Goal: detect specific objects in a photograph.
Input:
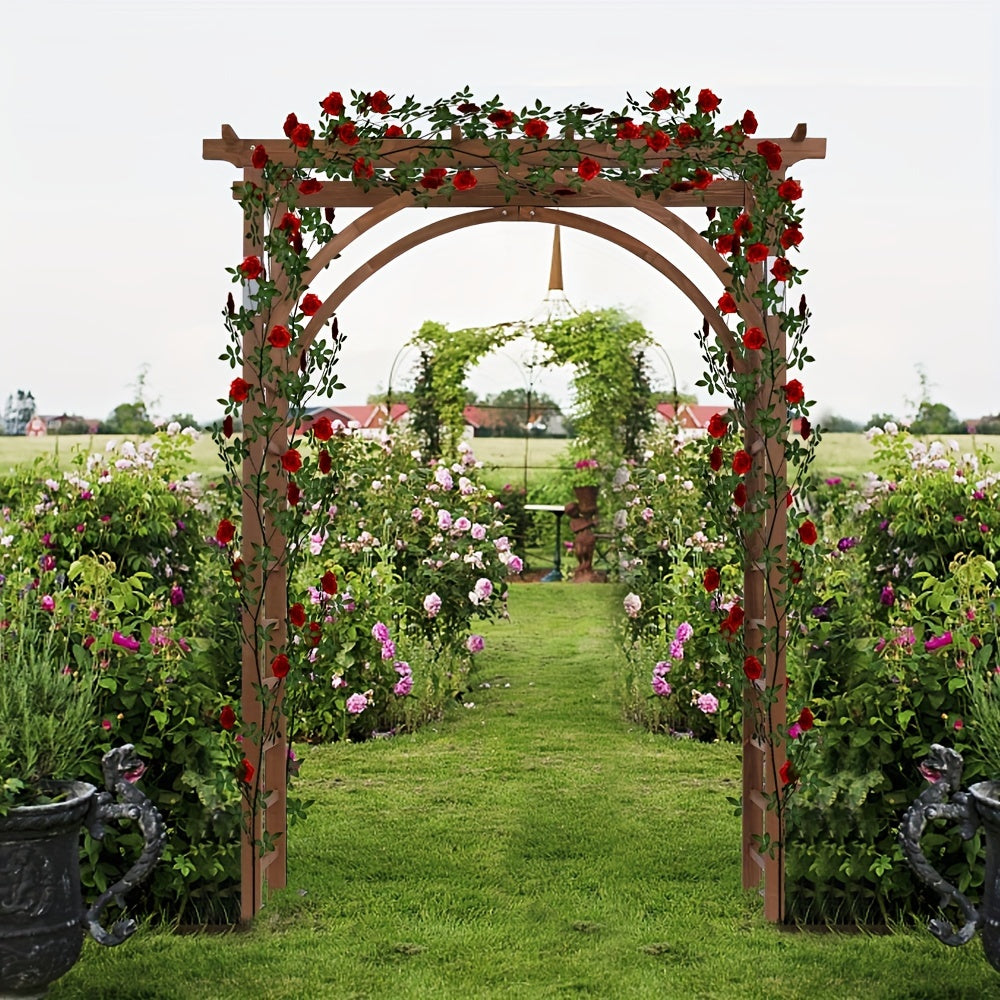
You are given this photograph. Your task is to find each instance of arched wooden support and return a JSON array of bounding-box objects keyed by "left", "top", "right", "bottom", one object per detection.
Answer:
[{"left": 299, "top": 207, "right": 744, "bottom": 367}]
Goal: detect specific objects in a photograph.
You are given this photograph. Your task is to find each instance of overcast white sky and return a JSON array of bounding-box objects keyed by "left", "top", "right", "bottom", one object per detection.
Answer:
[{"left": 2, "top": 0, "right": 997, "bottom": 426}]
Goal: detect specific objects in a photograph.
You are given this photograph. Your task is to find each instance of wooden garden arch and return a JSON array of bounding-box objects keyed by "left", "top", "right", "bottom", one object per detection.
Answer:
[{"left": 204, "top": 121, "right": 826, "bottom": 923}]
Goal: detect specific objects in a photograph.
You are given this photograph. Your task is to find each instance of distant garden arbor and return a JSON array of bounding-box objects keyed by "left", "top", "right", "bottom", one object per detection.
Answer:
[{"left": 204, "top": 89, "right": 826, "bottom": 923}]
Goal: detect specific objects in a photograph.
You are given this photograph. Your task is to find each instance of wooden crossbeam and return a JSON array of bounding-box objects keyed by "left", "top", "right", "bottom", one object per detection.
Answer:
[
  {"left": 205, "top": 128, "right": 826, "bottom": 172},
  {"left": 229, "top": 178, "right": 752, "bottom": 210}
]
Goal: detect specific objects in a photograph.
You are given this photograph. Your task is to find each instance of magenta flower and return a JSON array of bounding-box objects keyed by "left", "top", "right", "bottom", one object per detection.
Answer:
[
  {"left": 394, "top": 675, "right": 413, "bottom": 697},
  {"left": 112, "top": 631, "right": 140, "bottom": 653},
  {"left": 880, "top": 585, "right": 895, "bottom": 607},
  {"left": 372, "top": 622, "right": 390, "bottom": 643},
  {"left": 675, "top": 622, "right": 694, "bottom": 643},
  {"left": 924, "top": 632, "right": 953, "bottom": 652},
  {"left": 669, "top": 639, "right": 685, "bottom": 660},
  {"left": 696, "top": 693, "right": 720, "bottom": 715},
  {"left": 169, "top": 584, "right": 185, "bottom": 606},
  {"left": 381, "top": 640, "right": 396, "bottom": 660},
  {"left": 40, "top": 594, "right": 55, "bottom": 612},
  {"left": 466, "top": 634, "right": 485, "bottom": 654},
  {"left": 423, "top": 592, "right": 442, "bottom": 617},
  {"left": 345, "top": 693, "right": 368, "bottom": 714},
  {"left": 652, "top": 675, "right": 672, "bottom": 697},
  {"left": 507, "top": 555, "right": 524, "bottom": 574}
]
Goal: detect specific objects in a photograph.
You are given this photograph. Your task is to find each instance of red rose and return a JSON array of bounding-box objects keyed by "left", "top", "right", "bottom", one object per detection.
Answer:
[
  {"left": 219, "top": 705, "right": 237, "bottom": 731},
  {"left": 720, "top": 603, "right": 744, "bottom": 636},
  {"left": 453, "top": 170, "right": 477, "bottom": 191},
  {"left": 229, "top": 377, "right": 250, "bottom": 402},
  {"left": 308, "top": 622, "right": 321, "bottom": 647},
  {"left": 384, "top": 125, "right": 404, "bottom": 137},
  {"left": 756, "top": 140, "right": 783, "bottom": 171},
  {"left": 238, "top": 255, "right": 263, "bottom": 280},
  {"left": 616, "top": 120, "right": 643, "bottom": 140},
  {"left": 798, "top": 519, "right": 818, "bottom": 545},
  {"left": 707, "top": 413, "right": 728, "bottom": 439},
  {"left": 779, "top": 760, "right": 795, "bottom": 786},
  {"left": 288, "top": 603, "right": 307, "bottom": 628},
  {"left": 691, "top": 168, "right": 713, "bottom": 190},
  {"left": 675, "top": 123, "right": 699, "bottom": 145},
  {"left": 312, "top": 416, "right": 333, "bottom": 441},
  {"left": 696, "top": 88, "right": 721, "bottom": 114},
  {"left": 780, "top": 226, "right": 803, "bottom": 250},
  {"left": 298, "top": 178, "right": 324, "bottom": 195},
  {"left": 523, "top": 118, "right": 548, "bottom": 140},
  {"left": 456, "top": 102, "right": 480, "bottom": 114},
  {"left": 231, "top": 558, "right": 245, "bottom": 585},
  {"left": 337, "top": 121, "right": 359, "bottom": 146},
  {"left": 743, "top": 655, "right": 763, "bottom": 681},
  {"left": 741, "top": 110, "right": 758, "bottom": 135},
  {"left": 709, "top": 445, "right": 723, "bottom": 471},
  {"left": 277, "top": 213, "right": 300, "bottom": 239},
  {"left": 281, "top": 449, "right": 302, "bottom": 473},
  {"left": 742, "top": 327, "right": 766, "bottom": 350},
  {"left": 703, "top": 567, "right": 721, "bottom": 592},
  {"left": 251, "top": 144, "right": 268, "bottom": 169},
  {"left": 733, "top": 212, "right": 753, "bottom": 236},
  {"left": 222, "top": 415, "right": 234, "bottom": 438},
  {"left": 799, "top": 416, "right": 812, "bottom": 440},
  {"left": 321, "top": 570, "right": 338, "bottom": 595},
  {"left": 321, "top": 91, "right": 344, "bottom": 116},
  {"left": 419, "top": 167, "right": 447, "bottom": 190},
  {"left": 798, "top": 706, "right": 815, "bottom": 731},
  {"left": 282, "top": 113, "right": 299, "bottom": 138},
  {"left": 577, "top": 157, "right": 601, "bottom": 181},
  {"left": 268, "top": 325, "right": 291, "bottom": 349},
  {"left": 369, "top": 90, "right": 392, "bottom": 114},
  {"left": 318, "top": 449, "right": 332, "bottom": 474},
  {"left": 216, "top": 519, "right": 236, "bottom": 545},
  {"left": 733, "top": 482, "right": 747, "bottom": 508},
  {"left": 649, "top": 87, "right": 673, "bottom": 111},
  {"left": 286, "top": 482, "right": 301, "bottom": 505},
  {"left": 745, "top": 243, "right": 769, "bottom": 264},
  {"left": 352, "top": 157, "right": 375, "bottom": 180},
  {"left": 238, "top": 757, "right": 255, "bottom": 784},
  {"left": 732, "top": 449, "right": 752, "bottom": 475},
  {"left": 717, "top": 292, "right": 737, "bottom": 314},
  {"left": 290, "top": 123, "right": 313, "bottom": 149},
  {"left": 645, "top": 129, "right": 670, "bottom": 152},
  {"left": 786, "top": 490, "right": 794, "bottom": 508},
  {"left": 771, "top": 258, "right": 795, "bottom": 282},
  {"left": 777, "top": 178, "right": 803, "bottom": 201},
  {"left": 488, "top": 109, "right": 515, "bottom": 130},
  {"left": 301, "top": 293, "right": 322, "bottom": 316},
  {"left": 714, "top": 234, "right": 738, "bottom": 255},
  {"left": 784, "top": 379, "right": 805, "bottom": 404},
  {"left": 789, "top": 559, "right": 803, "bottom": 584},
  {"left": 271, "top": 653, "right": 290, "bottom": 679}
]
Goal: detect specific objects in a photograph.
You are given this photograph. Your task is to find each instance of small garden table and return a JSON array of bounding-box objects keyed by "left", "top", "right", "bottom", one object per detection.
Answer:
[{"left": 524, "top": 503, "right": 567, "bottom": 582}]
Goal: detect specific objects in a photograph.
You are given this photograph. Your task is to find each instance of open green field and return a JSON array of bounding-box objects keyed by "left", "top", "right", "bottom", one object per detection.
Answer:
[{"left": 1, "top": 432, "right": 997, "bottom": 487}]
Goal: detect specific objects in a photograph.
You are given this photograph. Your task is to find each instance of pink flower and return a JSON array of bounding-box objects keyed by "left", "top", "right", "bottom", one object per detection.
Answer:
[
  {"left": 652, "top": 675, "right": 672, "bottom": 697},
  {"left": 437, "top": 509, "right": 453, "bottom": 531},
  {"left": 169, "top": 584, "right": 185, "bottom": 606},
  {"left": 675, "top": 622, "right": 694, "bottom": 643},
  {"left": 924, "top": 632, "right": 953, "bottom": 652},
  {"left": 696, "top": 693, "right": 719, "bottom": 714},
  {"left": 101, "top": 719, "right": 112, "bottom": 731},
  {"left": 346, "top": 693, "right": 368, "bottom": 714},
  {"left": 372, "top": 622, "right": 390, "bottom": 643},
  {"left": 394, "top": 675, "right": 414, "bottom": 697},
  {"left": 507, "top": 556, "right": 524, "bottom": 574},
  {"left": 40, "top": 594, "right": 55, "bottom": 612},
  {"left": 623, "top": 593, "right": 642, "bottom": 618},
  {"left": 953, "top": 718, "right": 964, "bottom": 731},
  {"left": 788, "top": 722, "right": 803, "bottom": 740},
  {"left": 381, "top": 640, "right": 396, "bottom": 660},
  {"left": 423, "top": 593, "right": 442, "bottom": 617},
  {"left": 112, "top": 631, "right": 140, "bottom": 653},
  {"left": 466, "top": 634, "right": 485, "bottom": 654},
  {"left": 669, "top": 639, "right": 685, "bottom": 660}
]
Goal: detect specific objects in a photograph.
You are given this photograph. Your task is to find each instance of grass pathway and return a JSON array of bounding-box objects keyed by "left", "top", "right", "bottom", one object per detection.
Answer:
[{"left": 57, "top": 585, "right": 996, "bottom": 999}]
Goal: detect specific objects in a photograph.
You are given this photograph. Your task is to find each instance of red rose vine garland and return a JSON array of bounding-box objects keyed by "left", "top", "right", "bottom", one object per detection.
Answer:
[{"left": 214, "top": 84, "right": 817, "bottom": 918}]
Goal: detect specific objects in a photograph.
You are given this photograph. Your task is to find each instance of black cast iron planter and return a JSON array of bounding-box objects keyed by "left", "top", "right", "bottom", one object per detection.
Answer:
[
  {"left": 0, "top": 745, "right": 165, "bottom": 998},
  {"left": 900, "top": 743, "right": 1000, "bottom": 973}
]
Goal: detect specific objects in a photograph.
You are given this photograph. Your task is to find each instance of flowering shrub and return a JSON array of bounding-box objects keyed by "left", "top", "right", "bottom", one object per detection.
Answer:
[
  {"left": 614, "top": 427, "right": 745, "bottom": 740},
  {"left": 0, "top": 431, "right": 243, "bottom": 923},
  {"left": 782, "top": 427, "right": 999, "bottom": 923},
  {"left": 259, "top": 429, "right": 521, "bottom": 744}
]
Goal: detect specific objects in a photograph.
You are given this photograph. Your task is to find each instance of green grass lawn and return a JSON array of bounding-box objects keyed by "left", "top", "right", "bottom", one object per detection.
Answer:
[{"left": 52, "top": 585, "right": 997, "bottom": 999}]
